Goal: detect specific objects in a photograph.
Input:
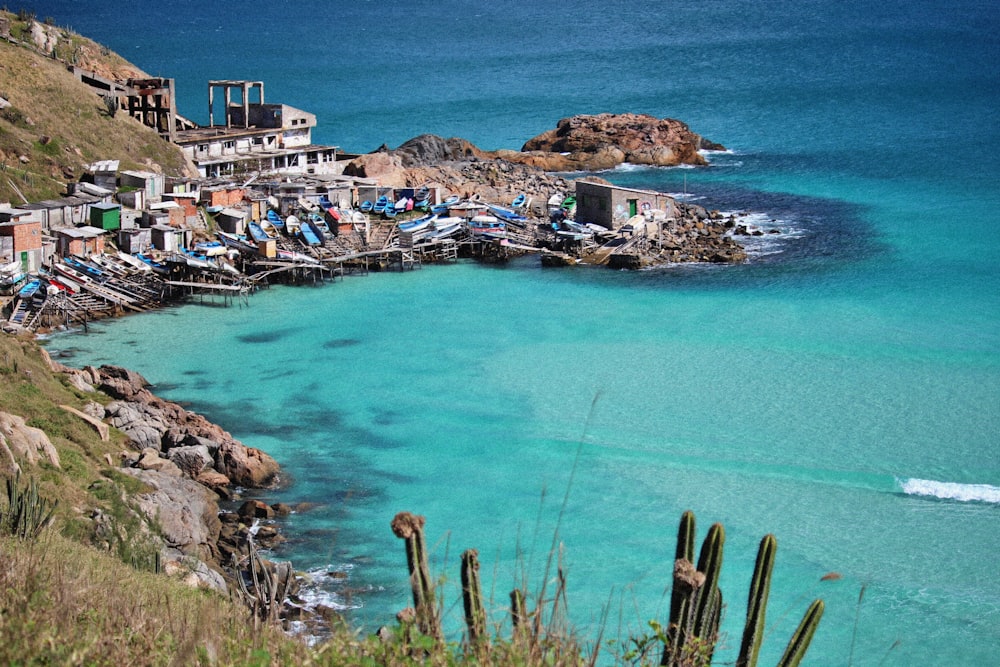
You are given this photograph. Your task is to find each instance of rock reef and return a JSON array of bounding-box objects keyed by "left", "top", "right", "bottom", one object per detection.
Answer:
[{"left": 516, "top": 113, "right": 724, "bottom": 171}]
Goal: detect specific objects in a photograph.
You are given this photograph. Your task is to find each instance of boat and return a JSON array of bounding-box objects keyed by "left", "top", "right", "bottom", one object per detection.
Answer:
[
  {"left": 300, "top": 219, "right": 322, "bottom": 246},
  {"left": 248, "top": 221, "right": 271, "bottom": 243},
  {"left": 468, "top": 215, "right": 506, "bottom": 239},
  {"left": 511, "top": 193, "right": 527, "bottom": 208},
  {"left": 285, "top": 215, "right": 301, "bottom": 236},
  {"left": 276, "top": 249, "right": 321, "bottom": 265},
  {"left": 360, "top": 200, "right": 374, "bottom": 213},
  {"left": 258, "top": 220, "right": 279, "bottom": 239},
  {"left": 487, "top": 204, "right": 528, "bottom": 223},
  {"left": 47, "top": 275, "right": 77, "bottom": 294},
  {"left": 116, "top": 251, "right": 154, "bottom": 272},
  {"left": 431, "top": 195, "right": 460, "bottom": 216},
  {"left": 309, "top": 212, "right": 330, "bottom": 236},
  {"left": 217, "top": 231, "right": 258, "bottom": 254},
  {"left": 17, "top": 279, "right": 41, "bottom": 299},
  {"left": 414, "top": 186, "right": 430, "bottom": 210},
  {"left": 426, "top": 218, "right": 463, "bottom": 240},
  {"left": 383, "top": 203, "right": 398, "bottom": 218},
  {"left": 298, "top": 197, "right": 320, "bottom": 213},
  {"left": 394, "top": 196, "right": 410, "bottom": 213},
  {"left": 194, "top": 240, "right": 228, "bottom": 257},
  {"left": 373, "top": 195, "right": 389, "bottom": 214},
  {"left": 398, "top": 215, "right": 435, "bottom": 234},
  {"left": 266, "top": 209, "right": 285, "bottom": 230},
  {"left": 135, "top": 253, "right": 170, "bottom": 275}
]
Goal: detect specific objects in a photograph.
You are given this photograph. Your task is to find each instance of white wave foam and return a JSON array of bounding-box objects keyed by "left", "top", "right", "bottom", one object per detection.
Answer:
[{"left": 900, "top": 478, "right": 1000, "bottom": 504}]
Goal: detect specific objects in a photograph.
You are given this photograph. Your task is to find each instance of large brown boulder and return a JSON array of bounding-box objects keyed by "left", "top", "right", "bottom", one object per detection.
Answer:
[
  {"left": 519, "top": 113, "right": 722, "bottom": 170},
  {"left": 342, "top": 150, "right": 408, "bottom": 185},
  {"left": 215, "top": 441, "right": 280, "bottom": 488}
]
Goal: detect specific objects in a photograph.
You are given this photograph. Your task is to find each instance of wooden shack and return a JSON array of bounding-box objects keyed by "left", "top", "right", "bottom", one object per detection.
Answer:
[
  {"left": 116, "top": 228, "right": 151, "bottom": 254},
  {"left": 215, "top": 207, "right": 247, "bottom": 235},
  {"left": 150, "top": 224, "right": 189, "bottom": 253},
  {"left": 89, "top": 202, "right": 121, "bottom": 231},
  {"left": 119, "top": 170, "right": 164, "bottom": 202}
]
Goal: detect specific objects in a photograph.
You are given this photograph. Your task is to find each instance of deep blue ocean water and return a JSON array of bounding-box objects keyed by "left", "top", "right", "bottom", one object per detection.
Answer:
[{"left": 32, "top": 1, "right": 1000, "bottom": 664}]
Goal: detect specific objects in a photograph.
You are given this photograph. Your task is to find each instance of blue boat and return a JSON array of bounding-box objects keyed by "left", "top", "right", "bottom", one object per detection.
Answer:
[
  {"left": 136, "top": 253, "right": 170, "bottom": 275},
  {"left": 248, "top": 222, "right": 271, "bottom": 242},
  {"left": 487, "top": 204, "right": 528, "bottom": 223},
  {"left": 300, "top": 219, "right": 322, "bottom": 246},
  {"left": 373, "top": 195, "right": 389, "bottom": 214},
  {"left": 17, "top": 279, "right": 41, "bottom": 299},
  {"left": 65, "top": 256, "right": 104, "bottom": 279},
  {"left": 398, "top": 215, "right": 435, "bottom": 234},
  {"left": 512, "top": 193, "right": 527, "bottom": 208},
  {"left": 360, "top": 200, "right": 374, "bottom": 213},
  {"left": 308, "top": 213, "right": 330, "bottom": 238},
  {"left": 266, "top": 209, "right": 285, "bottom": 230},
  {"left": 383, "top": 202, "right": 398, "bottom": 218},
  {"left": 431, "top": 195, "right": 460, "bottom": 216}
]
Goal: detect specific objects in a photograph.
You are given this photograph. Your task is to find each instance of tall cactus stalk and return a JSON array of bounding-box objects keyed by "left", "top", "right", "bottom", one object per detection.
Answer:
[
  {"left": 663, "top": 512, "right": 824, "bottom": 667},
  {"left": 391, "top": 511, "right": 442, "bottom": 642},
  {"left": 737, "top": 534, "right": 777, "bottom": 667},
  {"left": 776, "top": 599, "right": 825, "bottom": 667},
  {"left": 461, "top": 548, "right": 488, "bottom": 645},
  {"left": 663, "top": 516, "right": 725, "bottom": 667}
]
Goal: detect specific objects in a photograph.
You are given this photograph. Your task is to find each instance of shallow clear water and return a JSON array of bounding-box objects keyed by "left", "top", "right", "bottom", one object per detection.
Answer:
[{"left": 34, "top": 0, "right": 1000, "bottom": 663}]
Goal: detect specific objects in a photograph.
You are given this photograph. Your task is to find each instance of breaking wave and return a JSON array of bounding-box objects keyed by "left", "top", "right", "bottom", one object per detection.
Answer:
[{"left": 899, "top": 478, "right": 1000, "bottom": 504}]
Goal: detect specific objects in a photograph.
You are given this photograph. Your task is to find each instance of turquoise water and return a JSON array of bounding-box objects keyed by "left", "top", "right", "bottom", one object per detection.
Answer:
[{"left": 35, "top": 0, "right": 1000, "bottom": 664}]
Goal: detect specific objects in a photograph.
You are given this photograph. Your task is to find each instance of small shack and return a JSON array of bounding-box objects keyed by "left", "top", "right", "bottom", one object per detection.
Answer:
[
  {"left": 85, "top": 160, "right": 120, "bottom": 191},
  {"left": 120, "top": 170, "right": 164, "bottom": 202},
  {"left": 117, "top": 228, "right": 151, "bottom": 254},
  {"left": 89, "top": 202, "right": 122, "bottom": 231},
  {"left": 150, "top": 224, "right": 189, "bottom": 253},
  {"left": 55, "top": 226, "right": 106, "bottom": 257},
  {"left": 215, "top": 207, "right": 247, "bottom": 235},
  {"left": 148, "top": 200, "right": 185, "bottom": 227},
  {"left": 0, "top": 215, "right": 43, "bottom": 273},
  {"left": 574, "top": 181, "right": 679, "bottom": 230}
]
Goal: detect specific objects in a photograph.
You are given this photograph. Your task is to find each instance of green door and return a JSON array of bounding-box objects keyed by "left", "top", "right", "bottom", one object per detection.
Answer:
[{"left": 628, "top": 199, "right": 638, "bottom": 217}]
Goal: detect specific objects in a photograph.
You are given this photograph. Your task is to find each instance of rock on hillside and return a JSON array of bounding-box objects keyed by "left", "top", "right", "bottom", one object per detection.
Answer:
[{"left": 516, "top": 113, "right": 725, "bottom": 171}]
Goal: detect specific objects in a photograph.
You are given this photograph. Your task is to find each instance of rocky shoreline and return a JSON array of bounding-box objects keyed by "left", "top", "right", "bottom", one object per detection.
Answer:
[{"left": 38, "top": 348, "right": 320, "bottom": 628}]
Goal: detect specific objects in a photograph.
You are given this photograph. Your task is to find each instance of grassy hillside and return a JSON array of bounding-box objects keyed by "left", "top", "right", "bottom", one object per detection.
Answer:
[
  {"left": 0, "top": 10, "right": 192, "bottom": 204},
  {"left": 0, "top": 333, "right": 595, "bottom": 666}
]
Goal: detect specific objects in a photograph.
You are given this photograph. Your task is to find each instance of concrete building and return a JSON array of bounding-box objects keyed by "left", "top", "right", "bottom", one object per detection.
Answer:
[
  {"left": 574, "top": 180, "right": 680, "bottom": 230},
  {"left": 173, "top": 80, "right": 340, "bottom": 178}
]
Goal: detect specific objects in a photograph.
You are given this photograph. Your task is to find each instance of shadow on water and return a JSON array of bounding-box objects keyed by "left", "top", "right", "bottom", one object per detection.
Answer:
[
  {"left": 322, "top": 338, "right": 362, "bottom": 349},
  {"left": 237, "top": 328, "right": 299, "bottom": 344}
]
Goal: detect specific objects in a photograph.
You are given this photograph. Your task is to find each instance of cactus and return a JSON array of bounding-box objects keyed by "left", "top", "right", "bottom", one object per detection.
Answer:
[
  {"left": 776, "top": 599, "right": 825, "bottom": 667},
  {"left": 391, "top": 511, "right": 442, "bottom": 642},
  {"left": 461, "top": 548, "right": 487, "bottom": 645},
  {"left": 663, "top": 518, "right": 725, "bottom": 667},
  {"left": 1, "top": 471, "right": 57, "bottom": 540},
  {"left": 663, "top": 512, "right": 824, "bottom": 667},
  {"left": 737, "top": 534, "right": 777, "bottom": 667}
]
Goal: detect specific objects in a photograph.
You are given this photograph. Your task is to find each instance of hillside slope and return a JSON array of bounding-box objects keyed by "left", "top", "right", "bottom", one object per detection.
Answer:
[{"left": 0, "top": 11, "right": 193, "bottom": 203}]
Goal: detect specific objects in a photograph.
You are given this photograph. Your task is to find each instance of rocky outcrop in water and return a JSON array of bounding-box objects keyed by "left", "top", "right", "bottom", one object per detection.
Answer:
[{"left": 516, "top": 113, "right": 724, "bottom": 171}]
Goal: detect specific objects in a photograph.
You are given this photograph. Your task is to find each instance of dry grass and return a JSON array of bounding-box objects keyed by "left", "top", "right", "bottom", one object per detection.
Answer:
[{"left": 0, "top": 12, "right": 191, "bottom": 203}]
